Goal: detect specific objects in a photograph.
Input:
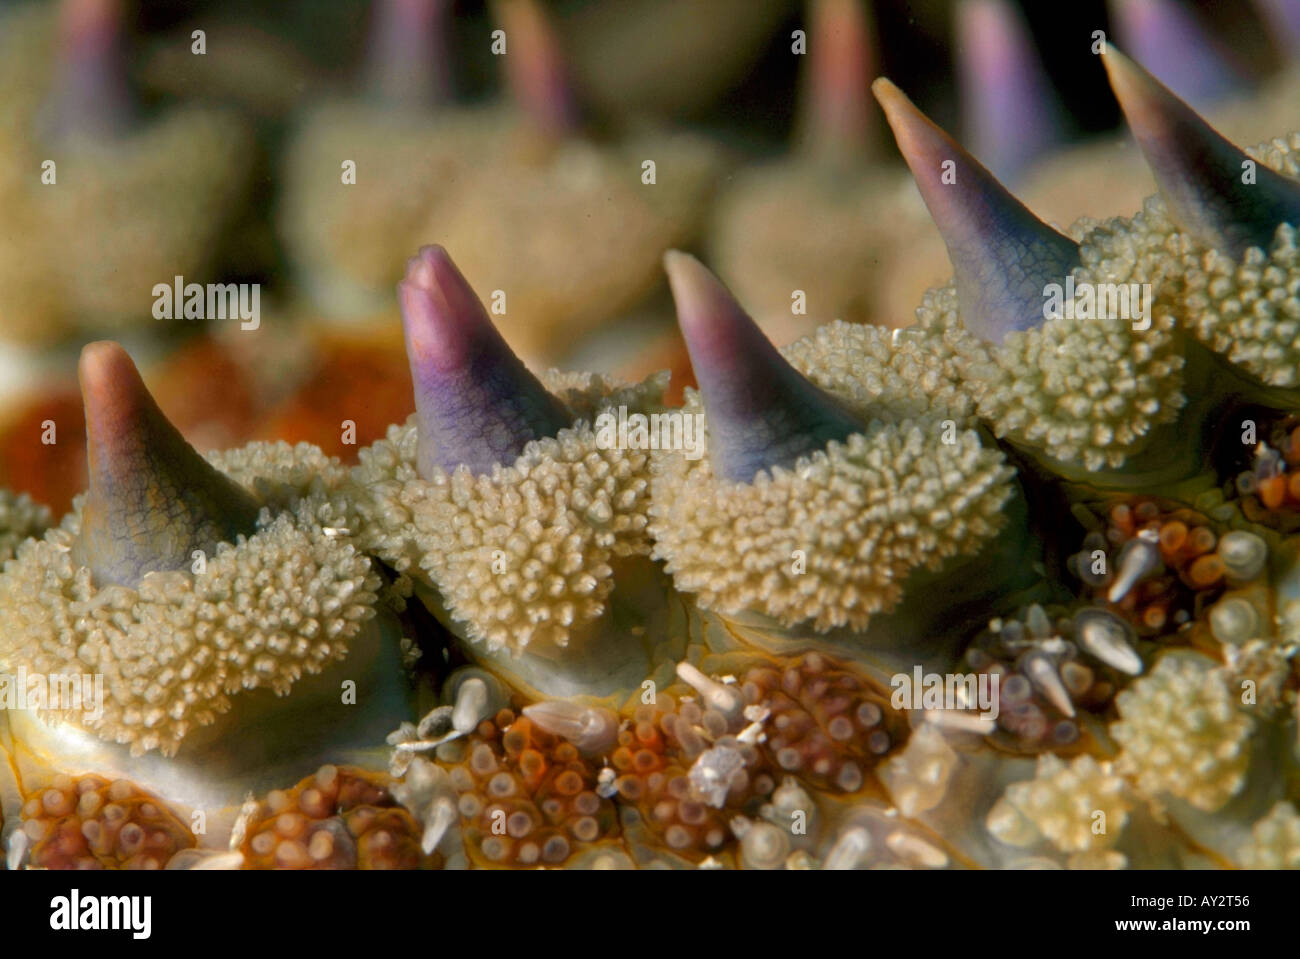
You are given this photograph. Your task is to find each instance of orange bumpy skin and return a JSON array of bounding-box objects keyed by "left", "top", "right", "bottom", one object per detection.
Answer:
[
  {"left": 238, "top": 765, "right": 440, "bottom": 870},
  {"left": 19, "top": 775, "right": 195, "bottom": 870},
  {"left": 441, "top": 709, "right": 621, "bottom": 868},
  {"left": 740, "top": 653, "right": 907, "bottom": 795}
]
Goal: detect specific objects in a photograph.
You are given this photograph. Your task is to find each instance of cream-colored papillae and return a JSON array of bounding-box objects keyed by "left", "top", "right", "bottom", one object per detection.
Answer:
[
  {"left": 1111, "top": 653, "right": 1254, "bottom": 812},
  {"left": 350, "top": 371, "right": 667, "bottom": 655},
  {"left": 0, "top": 443, "right": 380, "bottom": 757}
]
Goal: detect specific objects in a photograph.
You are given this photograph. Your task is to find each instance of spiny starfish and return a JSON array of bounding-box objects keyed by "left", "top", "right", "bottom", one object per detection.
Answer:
[{"left": 3, "top": 38, "right": 1300, "bottom": 872}]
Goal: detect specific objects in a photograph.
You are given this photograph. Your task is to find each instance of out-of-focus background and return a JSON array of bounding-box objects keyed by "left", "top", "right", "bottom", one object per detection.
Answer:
[{"left": 0, "top": 0, "right": 1294, "bottom": 514}]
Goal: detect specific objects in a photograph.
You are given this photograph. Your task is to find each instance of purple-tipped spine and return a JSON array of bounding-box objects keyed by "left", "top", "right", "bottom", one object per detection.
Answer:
[
  {"left": 664, "top": 251, "right": 864, "bottom": 483},
  {"left": 399, "top": 246, "right": 571, "bottom": 478}
]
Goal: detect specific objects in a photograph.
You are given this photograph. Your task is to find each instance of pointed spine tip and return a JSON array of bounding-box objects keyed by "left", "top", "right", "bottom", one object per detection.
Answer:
[
  {"left": 663, "top": 250, "right": 767, "bottom": 365},
  {"left": 399, "top": 246, "right": 570, "bottom": 478},
  {"left": 78, "top": 340, "right": 139, "bottom": 415},
  {"left": 662, "top": 250, "right": 732, "bottom": 344},
  {"left": 663, "top": 252, "right": 864, "bottom": 483},
  {"left": 398, "top": 245, "right": 483, "bottom": 375},
  {"left": 77, "top": 342, "right": 261, "bottom": 589},
  {"left": 77, "top": 341, "right": 163, "bottom": 484},
  {"left": 869, "top": 76, "right": 907, "bottom": 120},
  {"left": 1102, "top": 46, "right": 1300, "bottom": 257},
  {"left": 873, "top": 77, "right": 1079, "bottom": 342}
]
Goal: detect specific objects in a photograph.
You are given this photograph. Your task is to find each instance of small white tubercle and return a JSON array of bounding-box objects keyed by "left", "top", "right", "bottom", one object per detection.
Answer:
[
  {"left": 822, "top": 826, "right": 871, "bottom": 870},
  {"left": 1107, "top": 528, "right": 1161, "bottom": 602},
  {"left": 452, "top": 678, "right": 489, "bottom": 734},
  {"left": 1023, "top": 654, "right": 1076, "bottom": 718},
  {"left": 522, "top": 701, "right": 620, "bottom": 756},
  {"left": 675, "top": 662, "right": 745, "bottom": 720}
]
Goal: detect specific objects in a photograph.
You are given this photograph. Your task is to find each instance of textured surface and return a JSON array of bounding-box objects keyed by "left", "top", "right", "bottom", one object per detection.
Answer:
[{"left": 0, "top": 441, "right": 380, "bottom": 756}]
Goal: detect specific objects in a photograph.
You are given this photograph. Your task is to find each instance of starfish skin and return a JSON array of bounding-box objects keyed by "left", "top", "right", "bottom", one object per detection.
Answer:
[{"left": 6, "top": 32, "right": 1300, "bottom": 872}]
